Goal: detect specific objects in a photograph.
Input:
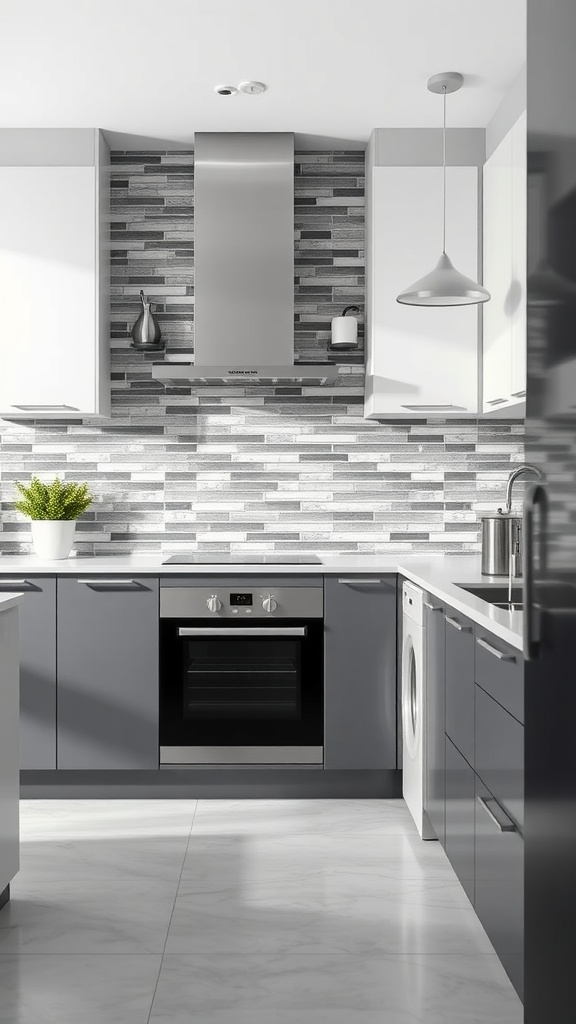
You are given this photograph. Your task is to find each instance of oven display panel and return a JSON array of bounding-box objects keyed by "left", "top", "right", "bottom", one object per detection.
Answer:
[{"left": 230, "top": 593, "right": 253, "bottom": 606}]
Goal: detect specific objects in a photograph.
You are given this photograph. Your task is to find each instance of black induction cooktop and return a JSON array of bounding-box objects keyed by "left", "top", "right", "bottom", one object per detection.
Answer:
[{"left": 162, "top": 554, "right": 322, "bottom": 565}]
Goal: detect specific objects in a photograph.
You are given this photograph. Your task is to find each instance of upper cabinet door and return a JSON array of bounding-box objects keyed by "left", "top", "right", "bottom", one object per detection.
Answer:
[
  {"left": 510, "top": 111, "right": 527, "bottom": 400},
  {"left": 0, "top": 131, "right": 110, "bottom": 419},
  {"left": 365, "top": 165, "right": 480, "bottom": 419},
  {"left": 483, "top": 129, "right": 513, "bottom": 411},
  {"left": 482, "top": 112, "right": 526, "bottom": 415}
]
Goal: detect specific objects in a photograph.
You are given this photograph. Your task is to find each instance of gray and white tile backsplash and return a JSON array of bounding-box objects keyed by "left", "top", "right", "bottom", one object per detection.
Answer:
[{"left": 0, "top": 151, "right": 524, "bottom": 556}]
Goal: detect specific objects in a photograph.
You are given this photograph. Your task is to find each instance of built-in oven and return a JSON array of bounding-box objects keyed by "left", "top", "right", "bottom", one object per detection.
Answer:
[{"left": 159, "top": 579, "right": 324, "bottom": 765}]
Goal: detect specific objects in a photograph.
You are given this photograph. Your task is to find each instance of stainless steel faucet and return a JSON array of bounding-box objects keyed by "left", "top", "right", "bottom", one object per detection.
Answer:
[{"left": 498, "top": 464, "right": 544, "bottom": 515}]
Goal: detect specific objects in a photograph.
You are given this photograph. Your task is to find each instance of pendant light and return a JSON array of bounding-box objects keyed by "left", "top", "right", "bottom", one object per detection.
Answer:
[{"left": 396, "top": 72, "right": 491, "bottom": 307}]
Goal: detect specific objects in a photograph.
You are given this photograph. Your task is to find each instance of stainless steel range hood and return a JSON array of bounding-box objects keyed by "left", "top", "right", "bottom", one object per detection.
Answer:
[{"left": 152, "top": 132, "right": 337, "bottom": 385}]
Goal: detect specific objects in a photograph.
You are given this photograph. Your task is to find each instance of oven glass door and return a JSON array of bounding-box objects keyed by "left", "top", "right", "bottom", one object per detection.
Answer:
[{"left": 160, "top": 618, "right": 323, "bottom": 750}]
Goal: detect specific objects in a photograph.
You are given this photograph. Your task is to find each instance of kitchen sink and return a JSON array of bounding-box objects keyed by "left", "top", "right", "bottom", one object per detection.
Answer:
[{"left": 456, "top": 584, "right": 523, "bottom": 609}]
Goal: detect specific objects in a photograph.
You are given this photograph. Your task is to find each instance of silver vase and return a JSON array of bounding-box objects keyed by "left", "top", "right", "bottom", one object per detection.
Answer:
[{"left": 131, "top": 290, "right": 163, "bottom": 350}]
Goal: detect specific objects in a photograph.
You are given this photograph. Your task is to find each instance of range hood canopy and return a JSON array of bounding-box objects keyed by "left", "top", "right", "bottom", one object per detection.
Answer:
[{"left": 152, "top": 132, "right": 337, "bottom": 386}]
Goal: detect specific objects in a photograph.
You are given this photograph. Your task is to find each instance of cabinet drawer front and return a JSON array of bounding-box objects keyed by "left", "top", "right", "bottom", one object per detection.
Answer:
[
  {"left": 475, "top": 685, "right": 524, "bottom": 832},
  {"left": 475, "top": 629, "right": 523, "bottom": 723},
  {"left": 445, "top": 609, "right": 475, "bottom": 765},
  {"left": 445, "top": 736, "right": 475, "bottom": 905},
  {"left": 475, "top": 776, "right": 524, "bottom": 999}
]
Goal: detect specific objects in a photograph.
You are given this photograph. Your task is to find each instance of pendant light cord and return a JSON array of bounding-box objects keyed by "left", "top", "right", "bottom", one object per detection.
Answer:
[{"left": 442, "top": 85, "right": 447, "bottom": 255}]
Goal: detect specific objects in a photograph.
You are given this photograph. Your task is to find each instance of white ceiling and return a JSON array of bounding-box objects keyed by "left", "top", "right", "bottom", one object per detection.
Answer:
[{"left": 0, "top": 0, "right": 526, "bottom": 149}]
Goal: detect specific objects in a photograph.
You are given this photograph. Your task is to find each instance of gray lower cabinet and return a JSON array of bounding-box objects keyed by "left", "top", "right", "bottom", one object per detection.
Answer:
[
  {"left": 445, "top": 608, "right": 475, "bottom": 765},
  {"left": 445, "top": 735, "right": 475, "bottom": 905},
  {"left": 475, "top": 776, "right": 524, "bottom": 999},
  {"left": 57, "top": 577, "right": 159, "bottom": 769},
  {"left": 324, "top": 575, "right": 397, "bottom": 769},
  {"left": 424, "top": 598, "right": 446, "bottom": 845},
  {"left": 0, "top": 577, "right": 57, "bottom": 769}
]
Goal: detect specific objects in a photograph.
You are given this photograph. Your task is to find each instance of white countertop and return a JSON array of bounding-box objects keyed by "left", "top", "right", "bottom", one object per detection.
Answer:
[{"left": 0, "top": 552, "right": 523, "bottom": 651}]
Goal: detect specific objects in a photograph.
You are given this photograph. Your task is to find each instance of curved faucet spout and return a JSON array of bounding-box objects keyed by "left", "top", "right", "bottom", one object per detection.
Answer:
[{"left": 498, "top": 464, "right": 544, "bottom": 516}]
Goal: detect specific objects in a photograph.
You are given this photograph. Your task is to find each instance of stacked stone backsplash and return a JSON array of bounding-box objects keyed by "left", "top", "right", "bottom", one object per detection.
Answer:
[{"left": 0, "top": 151, "right": 523, "bottom": 556}]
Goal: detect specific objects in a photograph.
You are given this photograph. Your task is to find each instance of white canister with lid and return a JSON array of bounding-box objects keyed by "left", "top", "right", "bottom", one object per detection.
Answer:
[{"left": 330, "top": 305, "right": 359, "bottom": 349}]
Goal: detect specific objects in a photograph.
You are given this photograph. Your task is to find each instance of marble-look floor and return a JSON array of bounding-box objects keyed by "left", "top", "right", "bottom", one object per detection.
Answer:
[{"left": 0, "top": 799, "right": 523, "bottom": 1023}]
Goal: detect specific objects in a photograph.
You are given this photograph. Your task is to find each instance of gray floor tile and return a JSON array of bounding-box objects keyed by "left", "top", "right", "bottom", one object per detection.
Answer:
[
  {"left": 149, "top": 952, "right": 523, "bottom": 1023},
  {"left": 0, "top": 954, "right": 161, "bottom": 1024}
]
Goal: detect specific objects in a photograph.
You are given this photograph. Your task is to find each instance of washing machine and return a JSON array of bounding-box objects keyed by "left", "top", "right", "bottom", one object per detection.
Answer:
[{"left": 402, "top": 581, "right": 435, "bottom": 839}]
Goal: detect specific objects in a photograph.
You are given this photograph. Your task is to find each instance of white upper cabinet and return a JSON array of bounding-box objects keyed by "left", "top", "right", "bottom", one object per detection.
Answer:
[
  {"left": 482, "top": 112, "right": 527, "bottom": 415},
  {"left": 0, "top": 130, "right": 110, "bottom": 419},
  {"left": 365, "top": 164, "right": 480, "bottom": 419}
]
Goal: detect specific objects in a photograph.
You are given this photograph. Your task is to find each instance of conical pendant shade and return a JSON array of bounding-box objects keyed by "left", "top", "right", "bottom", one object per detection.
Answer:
[
  {"left": 396, "top": 72, "right": 491, "bottom": 308},
  {"left": 396, "top": 252, "right": 491, "bottom": 306}
]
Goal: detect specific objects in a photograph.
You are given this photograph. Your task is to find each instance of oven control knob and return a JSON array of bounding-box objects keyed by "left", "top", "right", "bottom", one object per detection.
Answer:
[
  {"left": 207, "top": 595, "right": 222, "bottom": 613},
  {"left": 262, "top": 595, "right": 277, "bottom": 614}
]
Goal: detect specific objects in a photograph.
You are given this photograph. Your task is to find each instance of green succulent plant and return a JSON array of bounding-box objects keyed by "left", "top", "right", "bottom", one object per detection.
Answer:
[{"left": 14, "top": 477, "right": 93, "bottom": 521}]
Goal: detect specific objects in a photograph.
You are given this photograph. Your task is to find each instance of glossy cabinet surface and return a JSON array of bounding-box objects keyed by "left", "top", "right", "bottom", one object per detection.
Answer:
[
  {"left": 57, "top": 577, "right": 159, "bottom": 769},
  {"left": 0, "top": 578, "right": 57, "bottom": 769},
  {"left": 444, "top": 608, "right": 475, "bottom": 766},
  {"left": 445, "top": 735, "right": 475, "bottom": 904},
  {"left": 365, "top": 164, "right": 480, "bottom": 418},
  {"left": 0, "top": 130, "right": 110, "bottom": 419},
  {"left": 424, "top": 598, "right": 446, "bottom": 845},
  {"left": 475, "top": 683, "right": 524, "bottom": 832},
  {"left": 475, "top": 629, "right": 524, "bottom": 724},
  {"left": 324, "top": 576, "right": 397, "bottom": 769},
  {"left": 482, "top": 111, "right": 527, "bottom": 414},
  {"left": 475, "top": 775, "right": 524, "bottom": 999}
]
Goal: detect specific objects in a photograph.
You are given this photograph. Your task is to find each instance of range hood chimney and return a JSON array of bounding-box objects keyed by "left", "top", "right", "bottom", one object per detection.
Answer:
[{"left": 152, "top": 132, "right": 337, "bottom": 385}]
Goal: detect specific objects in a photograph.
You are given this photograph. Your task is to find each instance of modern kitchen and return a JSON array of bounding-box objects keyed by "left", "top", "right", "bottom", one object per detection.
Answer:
[{"left": 0, "top": 2, "right": 575, "bottom": 1022}]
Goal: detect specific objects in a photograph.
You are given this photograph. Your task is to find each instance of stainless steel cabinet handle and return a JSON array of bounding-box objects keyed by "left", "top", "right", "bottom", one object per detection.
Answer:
[
  {"left": 0, "top": 578, "right": 32, "bottom": 587},
  {"left": 77, "top": 578, "right": 141, "bottom": 587},
  {"left": 11, "top": 404, "right": 80, "bottom": 411},
  {"left": 477, "top": 795, "right": 517, "bottom": 833},
  {"left": 338, "top": 578, "right": 383, "bottom": 585},
  {"left": 178, "top": 627, "right": 307, "bottom": 637},
  {"left": 476, "top": 637, "right": 516, "bottom": 662},
  {"left": 511, "top": 390, "right": 526, "bottom": 398},
  {"left": 424, "top": 601, "right": 443, "bottom": 611},
  {"left": 487, "top": 398, "right": 506, "bottom": 405},
  {"left": 400, "top": 404, "right": 461, "bottom": 410},
  {"left": 523, "top": 482, "right": 547, "bottom": 660},
  {"left": 445, "top": 615, "right": 472, "bottom": 632}
]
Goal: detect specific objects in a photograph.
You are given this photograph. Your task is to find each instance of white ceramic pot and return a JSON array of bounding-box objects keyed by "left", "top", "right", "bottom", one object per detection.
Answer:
[{"left": 30, "top": 520, "right": 76, "bottom": 560}]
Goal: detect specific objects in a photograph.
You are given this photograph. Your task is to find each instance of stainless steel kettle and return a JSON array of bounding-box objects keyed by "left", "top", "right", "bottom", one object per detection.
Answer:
[{"left": 481, "top": 514, "right": 522, "bottom": 577}]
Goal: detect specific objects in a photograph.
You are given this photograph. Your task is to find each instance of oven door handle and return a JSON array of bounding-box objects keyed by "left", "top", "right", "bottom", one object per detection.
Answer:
[{"left": 177, "top": 626, "right": 307, "bottom": 637}]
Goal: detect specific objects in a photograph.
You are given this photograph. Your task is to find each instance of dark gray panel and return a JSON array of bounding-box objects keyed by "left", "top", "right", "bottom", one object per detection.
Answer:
[
  {"left": 20, "top": 768, "right": 402, "bottom": 799},
  {"left": 445, "top": 608, "right": 475, "bottom": 765},
  {"left": 324, "top": 576, "right": 397, "bottom": 769},
  {"left": 424, "top": 599, "right": 446, "bottom": 845},
  {"left": 475, "top": 685, "right": 524, "bottom": 832},
  {"left": 0, "top": 578, "right": 57, "bottom": 769},
  {"left": 57, "top": 577, "right": 159, "bottom": 769},
  {"left": 475, "top": 629, "right": 523, "bottom": 723},
  {"left": 160, "top": 576, "right": 323, "bottom": 588},
  {"left": 445, "top": 735, "right": 475, "bottom": 905},
  {"left": 475, "top": 775, "right": 524, "bottom": 1000}
]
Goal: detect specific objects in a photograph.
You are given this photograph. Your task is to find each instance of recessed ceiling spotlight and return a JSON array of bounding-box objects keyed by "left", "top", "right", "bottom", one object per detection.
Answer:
[
  {"left": 214, "top": 84, "right": 238, "bottom": 97},
  {"left": 238, "top": 81, "right": 266, "bottom": 96}
]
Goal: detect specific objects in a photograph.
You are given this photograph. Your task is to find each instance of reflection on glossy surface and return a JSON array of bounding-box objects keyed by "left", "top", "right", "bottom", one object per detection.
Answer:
[
  {"left": 526, "top": 3, "right": 576, "bottom": 1020},
  {"left": 0, "top": 800, "right": 523, "bottom": 1023}
]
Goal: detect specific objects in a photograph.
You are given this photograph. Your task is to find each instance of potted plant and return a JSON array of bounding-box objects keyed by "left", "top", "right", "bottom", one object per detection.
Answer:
[{"left": 15, "top": 477, "right": 93, "bottom": 560}]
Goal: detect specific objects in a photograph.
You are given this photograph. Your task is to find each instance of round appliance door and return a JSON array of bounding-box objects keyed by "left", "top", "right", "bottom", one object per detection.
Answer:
[{"left": 402, "top": 628, "right": 422, "bottom": 760}]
